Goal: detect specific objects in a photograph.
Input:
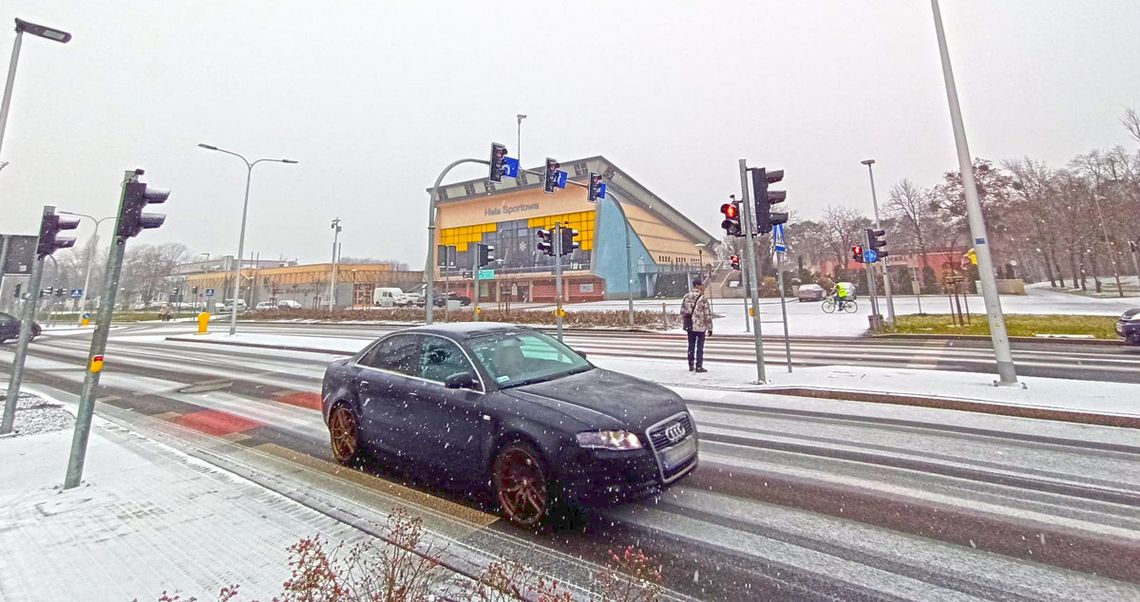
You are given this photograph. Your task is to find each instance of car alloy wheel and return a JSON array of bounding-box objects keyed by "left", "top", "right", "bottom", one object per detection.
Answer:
[
  {"left": 493, "top": 442, "right": 549, "bottom": 527},
  {"left": 328, "top": 404, "right": 362, "bottom": 465}
]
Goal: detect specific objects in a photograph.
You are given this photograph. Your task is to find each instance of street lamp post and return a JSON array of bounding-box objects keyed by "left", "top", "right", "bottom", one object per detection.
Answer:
[
  {"left": 0, "top": 18, "right": 72, "bottom": 165},
  {"left": 861, "top": 159, "right": 896, "bottom": 324},
  {"left": 328, "top": 218, "right": 342, "bottom": 311},
  {"left": 424, "top": 158, "right": 491, "bottom": 325},
  {"left": 59, "top": 212, "right": 113, "bottom": 326},
  {"left": 930, "top": 0, "right": 1019, "bottom": 386},
  {"left": 198, "top": 143, "right": 297, "bottom": 336},
  {"left": 516, "top": 114, "right": 526, "bottom": 166}
]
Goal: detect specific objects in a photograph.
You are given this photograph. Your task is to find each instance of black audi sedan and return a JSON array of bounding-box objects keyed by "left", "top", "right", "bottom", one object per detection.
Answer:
[
  {"left": 321, "top": 322, "right": 698, "bottom": 527},
  {"left": 0, "top": 312, "right": 40, "bottom": 344},
  {"left": 1117, "top": 308, "right": 1140, "bottom": 345}
]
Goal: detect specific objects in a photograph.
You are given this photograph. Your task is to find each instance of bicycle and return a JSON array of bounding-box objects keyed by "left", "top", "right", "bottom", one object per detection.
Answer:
[{"left": 821, "top": 295, "right": 858, "bottom": 314}]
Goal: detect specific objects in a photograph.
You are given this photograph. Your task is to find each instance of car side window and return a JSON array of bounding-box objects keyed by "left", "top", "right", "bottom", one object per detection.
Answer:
[
  {"left": 358, "top": 335, "right": 419, "bottom": 376},
  {"left": 418, "top": 337, "right": 476, "bottom": 385}
]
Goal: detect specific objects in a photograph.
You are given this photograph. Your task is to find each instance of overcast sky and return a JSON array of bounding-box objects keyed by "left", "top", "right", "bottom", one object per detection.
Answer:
[{"left": 1, "top": 1, "right": 1138, "bottom": 266}]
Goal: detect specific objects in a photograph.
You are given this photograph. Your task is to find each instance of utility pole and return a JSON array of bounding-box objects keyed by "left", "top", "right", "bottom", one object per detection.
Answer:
[
  {"left": 554, "top": 223, "right": 565, "bottom": 340},
  {"left": 738, "top": 160, "right": 767, "bottom": 383},
  {"left": 931, "top": 0, "right": 1019, "bottom": 386}
]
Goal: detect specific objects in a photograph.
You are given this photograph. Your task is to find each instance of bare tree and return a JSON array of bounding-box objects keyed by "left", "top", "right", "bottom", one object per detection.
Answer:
[
  {"left": 884, "top": 179, "right": 935, "bottom": 269},
  {"left": 1122, "top": 106, "right": 1140, "bottom": 145}
]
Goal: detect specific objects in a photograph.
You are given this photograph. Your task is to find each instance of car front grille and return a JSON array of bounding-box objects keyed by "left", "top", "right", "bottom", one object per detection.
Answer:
[{"left": 646, "top": 413, "right": 697, "bottom": 483}]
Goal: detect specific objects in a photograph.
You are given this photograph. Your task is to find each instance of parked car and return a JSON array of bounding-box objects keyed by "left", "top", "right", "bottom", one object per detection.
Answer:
[
  {"left": 277, "top": 299, "right": 303, "bottom": 309},
  {"left": 321, "top": 323, "right": 698, "bottom": 527},
  {"left": 0, "top": 312, "right": 41, "bottom": 344},
  {"left": 1117, "top": 308, "right": 1140, "bottom": 345},
  {"left": 434, "top": 292, "right": 471, "bottom": 307},
  {"left": 221, "top": 299, "right": 248, "bottom": 313},
  {"left": 796, "top": 283, "right": 825, "bottom": 302},
  {"left": 255, "top": 301, "right": 277, "bottom": 311},
  {"left": 396, "top": 292, "right": 423, "bottom": 307},
  {"left": 372, "top": 287, "right": 405, "bottom": 308}
]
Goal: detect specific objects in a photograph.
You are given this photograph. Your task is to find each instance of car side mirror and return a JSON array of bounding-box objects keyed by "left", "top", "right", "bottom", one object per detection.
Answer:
[{"left": 444, "top": 372, "right": 477, "bottom": 389}]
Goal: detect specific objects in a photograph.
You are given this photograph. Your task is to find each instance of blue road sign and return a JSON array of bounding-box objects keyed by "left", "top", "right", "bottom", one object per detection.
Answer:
[
  {"left": 501, "top": 157, "right": 519, "bottom": 178},
  {"left": 773, "top": 224, "right": 786, "bottom": 253},
  {"left": 69, "top": 288, "right": 83, "bottom": 298},
  {"left": 863, "top": 249, "right": 879, "bottom": 263},
  {"left": 596, "top": 182, "right": 606, "bottom": 199},
  {"left": 556, "top": 170, "right": 568, "bottom": 189},
  {"left": 205, "top": 288, "right": 216, "bottom": 297}
]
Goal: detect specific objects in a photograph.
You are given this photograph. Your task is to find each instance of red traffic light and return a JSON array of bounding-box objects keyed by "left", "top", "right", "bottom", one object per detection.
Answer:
[{"left": 720, "top": 203, "right": 738, "bottom": 219}]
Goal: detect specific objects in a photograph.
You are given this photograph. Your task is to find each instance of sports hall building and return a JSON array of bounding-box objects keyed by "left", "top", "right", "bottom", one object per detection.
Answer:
[{"left": 433, "top": 156, "right": 716, "bottom": 303}]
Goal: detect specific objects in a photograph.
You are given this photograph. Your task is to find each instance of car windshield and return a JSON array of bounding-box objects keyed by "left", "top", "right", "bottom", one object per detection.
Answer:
[{"left": 465, "top": 330, "right": 591, "bottom": 388}]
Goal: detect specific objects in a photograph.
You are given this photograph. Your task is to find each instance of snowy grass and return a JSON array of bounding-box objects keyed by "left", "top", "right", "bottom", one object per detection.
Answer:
[
  {"left": 0, "top": 392, "right": 72, "bottom": 437},
  {"left": 892, "top": 314, "right": 1120, "bottom": 339}
]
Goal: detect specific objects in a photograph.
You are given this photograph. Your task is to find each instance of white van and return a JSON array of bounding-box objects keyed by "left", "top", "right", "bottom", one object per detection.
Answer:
[{"left": 372, "top": 287, "right": 405, "bottom": 308}]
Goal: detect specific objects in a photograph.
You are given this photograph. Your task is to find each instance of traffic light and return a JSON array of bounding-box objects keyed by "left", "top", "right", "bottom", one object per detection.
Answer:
[
  {"left": 489, "top": 143, "right": 508, "bottom": 183},
  {"left": 730, "top": 255, "right": 741, "bottom": 270},
  {"left": 477, "top": 243, "right": 496, "bottom": 267},
  {"left": 36, "top": 209, "right": 80, "bottom": 259},
  {"left": 560, "top": 228, "right": 579, "bottom": 256},
  {"left": 720, "top": 201, "right": 743, "bottom": 237},
  {"left": 751, "top": 168, "right": 788, "bottom": 235},
  {"left": 192, "top": 286, "right": 199, "bottom": 295},
  {"left": 536, "top": 229, "right": 554, "bottom": 256},
  {"left": 118, "top": 178, "right": 170, "bottom": 239},
  {"left": 172, "top": 287, "right": 180, "bottom": 295},
  {"left": 852, "top": 245, "right": 865, "bottom": 264},
  {"left": 866, "top": 229, "right": 888, "bottom": 261},
  {"left": 587, "top": 172, "right": 606, "bottom": 202},
  {"left": 544, "top": 158, "right": 561, "bottom": 194},
  {"left": 13, "top": 283, "right": 21, "bottom": 299},
  {"left": 54, "top": 288, "right": 64, "bottom": 298}
]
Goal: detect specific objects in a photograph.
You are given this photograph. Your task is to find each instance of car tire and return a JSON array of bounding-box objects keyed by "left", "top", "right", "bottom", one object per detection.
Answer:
[
  {"left": 492, "top": 441, "right": 559, "bottom": 528},
  {"left": 328, "top": 403, "right": 364, "bottom": 466},
  {"left": 1128, "top": 333, "right": 1140, "bottom": 346}
]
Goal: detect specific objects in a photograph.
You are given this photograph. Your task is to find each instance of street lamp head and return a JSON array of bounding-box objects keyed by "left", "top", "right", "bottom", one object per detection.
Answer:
[
  {"left": 281, "top": 159, "right": 299, "bottom": 164},
  {"left": 861, "top": 159, "right": 876, "bottom": 166},
  {"left": 15, "top": 18, "right": 72, "bottom": 43},
  {"left": 517, "top": 114, "right": 527, "bottom": 121},
  {"left": 198, "top": 143, "right": 219, "bottom": 151}
]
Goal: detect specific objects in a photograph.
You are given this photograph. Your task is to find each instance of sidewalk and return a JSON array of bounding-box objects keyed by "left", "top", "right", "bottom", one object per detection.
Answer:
[
  {"left": 0, "top": 391, "right": 368, "bottom": 601},
  {"left": 164, "top": 333, "right": 1140, "bottom": 428}
]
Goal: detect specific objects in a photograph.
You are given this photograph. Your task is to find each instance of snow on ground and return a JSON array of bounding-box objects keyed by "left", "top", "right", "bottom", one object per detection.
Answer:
[
  {"left": 165, "top": 333, "right": 1140, "bottom": 419},
  {"left": 541, "top": 283, "right": 1140, "bottom": 337},
  {"left": 0, "top": 392, "right": 73, "bottom": 437},
  {"left": 0, "top": 389, "right": 370, "bottom": 601}
]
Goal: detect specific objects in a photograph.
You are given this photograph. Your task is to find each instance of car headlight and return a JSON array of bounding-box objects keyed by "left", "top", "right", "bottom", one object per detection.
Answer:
[{"left": 576, "top": 430, "right": 643, "bottom": 451}]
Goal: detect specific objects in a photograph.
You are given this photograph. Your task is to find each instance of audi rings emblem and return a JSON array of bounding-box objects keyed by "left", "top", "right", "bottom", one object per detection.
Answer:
[{"left": 664, "top": 422, "right": 686, "bottom": 443}]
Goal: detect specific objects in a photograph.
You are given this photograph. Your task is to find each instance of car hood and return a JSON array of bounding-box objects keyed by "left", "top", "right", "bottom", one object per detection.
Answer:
[{"left": 501, "top": 367, "right": 687, "bottom": 432}]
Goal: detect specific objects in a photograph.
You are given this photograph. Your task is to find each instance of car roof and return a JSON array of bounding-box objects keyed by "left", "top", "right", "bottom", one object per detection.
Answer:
[{"left": 399, "top": 322, "right": 531, "bottom": 340}]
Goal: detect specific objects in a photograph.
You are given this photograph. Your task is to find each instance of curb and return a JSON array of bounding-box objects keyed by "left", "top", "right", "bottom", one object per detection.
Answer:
[
  {"left": 759, "top": 386, "right": 1140, "bottom": 429},
  {"left": 871, "top": 333, "right": 1123, "bottom": 346},
  {"left": 165, "top": 336, "right": 1137, "bottom": 429}
]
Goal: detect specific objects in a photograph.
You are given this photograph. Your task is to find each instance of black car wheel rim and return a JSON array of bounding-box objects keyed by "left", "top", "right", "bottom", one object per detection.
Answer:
[
  {"left": 495, "top": 446, "right": 547, "bottom": 527},
  {"left": 329, "top": 406, "right": 358, "bottom": 463}
]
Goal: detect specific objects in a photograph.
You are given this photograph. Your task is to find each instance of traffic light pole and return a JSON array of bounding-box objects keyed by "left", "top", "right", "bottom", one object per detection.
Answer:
[
  {"left": 424, "top": 158, "right": 490, "bottom": 325},
  {"left": 65, "top": 172, "right": 133, "bottom": 488},
  {"left": 863, "top": 230, "right": 881, "bottom": 330},
  {"left": 863, "top": 162, "right": 896, "bottom": 323},
  {"left": 738, "top": 160, "right": 767, "bottom": 384},
  {"left": 472, "top": 245, "right": 481, "bottom": 322},
  {"left": 0, "top": 222, "right": 46, "bottom": 435},
  {"left": 932, "top": 0, "right": 1019, "bottom": 386},
  {"left": 554, "top": 223, "right": 564, "bottom": 340}
]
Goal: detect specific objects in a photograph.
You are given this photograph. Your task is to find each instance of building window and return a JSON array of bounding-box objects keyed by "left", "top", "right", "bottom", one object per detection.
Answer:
[
  {"left": 437, "top": 187, "right": 449, "bottom": 201},
  {"left": 573, "top": 162, "right": 588, "bottom": 177},
  {"left": 516, "top": 172, "right": 528, "bottom": 186},
  {"left": 464, "top": 182, "right": 476, "bottom": 196}
]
